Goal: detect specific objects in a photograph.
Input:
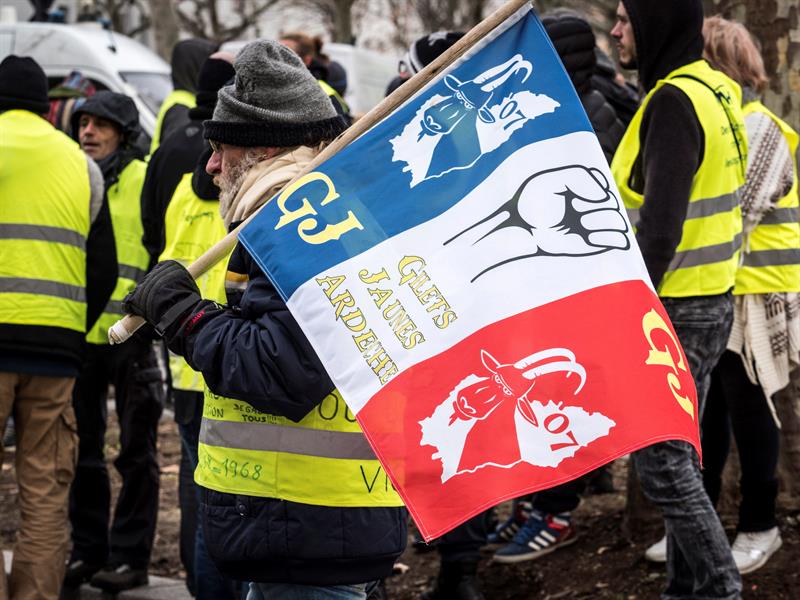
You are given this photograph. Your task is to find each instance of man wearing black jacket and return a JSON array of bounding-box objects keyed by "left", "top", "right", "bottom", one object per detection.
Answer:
[
  {"left": 0, "top": 55, "right": 116, "bottom": 600},
  {"left": 66, "top": 91, "right": 166, "bottom": 594},
  {"left": 491, "top": 10, "right": 634, "bottom": 567},
  {"left": 609, "top": 1, "right": 745, "bottom": 598},
  {"left": 124, "top": 40, "right": 406, "bottom": 598},
  {"left": 141, "top": 52, "right": 237, "bottom": 599}
]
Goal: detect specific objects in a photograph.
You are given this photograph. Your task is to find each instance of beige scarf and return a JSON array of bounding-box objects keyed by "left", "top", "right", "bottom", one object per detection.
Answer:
[{"left": 220, "top": 145, "right": 320, "bottom": 227}]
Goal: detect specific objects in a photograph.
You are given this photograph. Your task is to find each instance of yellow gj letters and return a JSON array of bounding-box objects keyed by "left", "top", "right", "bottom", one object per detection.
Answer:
[
  {"left": 274, "top": 172, "right": 363, "bottom": 244},
  {"left": 641, "top": 309, "right": 694, "bottom": 420}
]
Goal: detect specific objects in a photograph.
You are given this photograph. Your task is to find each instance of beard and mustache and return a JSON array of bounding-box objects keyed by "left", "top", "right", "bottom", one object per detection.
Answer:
[{"left": 215, "top": 149, "right": 269, "bottom": 225}]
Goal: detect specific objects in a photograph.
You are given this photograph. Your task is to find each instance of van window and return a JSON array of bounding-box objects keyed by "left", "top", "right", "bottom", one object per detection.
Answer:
[{"left": 121, "top": 72, "right": 171, "bottom": 115}]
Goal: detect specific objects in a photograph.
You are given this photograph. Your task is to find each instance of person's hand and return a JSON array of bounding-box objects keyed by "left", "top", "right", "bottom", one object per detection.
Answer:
[
  {"left": 123, "top": 260, "right": 201, "bottom": 337},
  {"left": 445, "top": 165, "right": 630, "bottom": 280}
]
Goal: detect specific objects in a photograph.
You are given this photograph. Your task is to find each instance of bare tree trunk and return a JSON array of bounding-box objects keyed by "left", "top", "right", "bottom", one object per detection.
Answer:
[
  {"left": 704, "top": 0, "right": 800, "bottom": 131},
  {"left": 148, "top": 0, "right": 179, "bottom": 61},
  {"left": 775, "top": 372, "right": 800, "bottom": 507},
  {"left": 623, "top": 460, "right": 661, "bottom": 543},
  {"left": 333, "top": 0, "right": 354, "bottom": 43}
]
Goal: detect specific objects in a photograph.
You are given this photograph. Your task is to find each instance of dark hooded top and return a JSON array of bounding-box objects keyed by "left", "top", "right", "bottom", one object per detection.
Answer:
[
  {"left": 620, "top": 0, "right": 706, "bottom": 291},
  {"left": 543, "top": 11, "right": 630, "bottom": 163},
  {"left": 159, "top": 39, "right": 219, "bottom": 145},
  {"left": 141, "top": 57, "right": 233, "bottom": 268}
]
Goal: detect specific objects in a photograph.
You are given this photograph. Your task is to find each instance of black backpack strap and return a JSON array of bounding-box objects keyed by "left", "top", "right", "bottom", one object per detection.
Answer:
[{"left": 670, "top": 73, "right": 747, "bottom": 178}]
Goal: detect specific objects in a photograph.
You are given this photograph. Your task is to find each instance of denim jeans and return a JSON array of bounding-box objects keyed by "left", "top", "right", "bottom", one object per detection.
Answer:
[
  {"left": 632, "top": 293, "right": 741, "bottom": 600},
  {"left": 246, "top": 581, "right": 376, "bottom": 600}
]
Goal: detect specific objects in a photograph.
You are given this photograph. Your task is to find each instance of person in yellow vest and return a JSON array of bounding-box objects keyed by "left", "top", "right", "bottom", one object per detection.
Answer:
[
  {"left": 0, "top": 55, "right": 117, "bottom": 600},
  {"left": 143, "top": 53, "right": 238, "bottom": 599},
  {"left": 123, "top": 40, "right": 406, "bottom": 600},
  {"left": 150, "top": 38, "right": 218, "bottom": 155},
  {"left": 279, "top": 31, "right": 352, "bottom": 124},
  {"left": 609, "top": 1, "right": 745, "bottom": 598},
  {"left": 698, "top": 16, "right": 798, "bottom": 575},
  {"left": 63, "top": 91, "right": 165, "bottom": 593}
]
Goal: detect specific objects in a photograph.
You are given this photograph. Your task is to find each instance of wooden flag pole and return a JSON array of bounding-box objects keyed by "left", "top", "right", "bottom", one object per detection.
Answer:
[{"left": 108, "top": 0, "right": 532, "bottom": 344}]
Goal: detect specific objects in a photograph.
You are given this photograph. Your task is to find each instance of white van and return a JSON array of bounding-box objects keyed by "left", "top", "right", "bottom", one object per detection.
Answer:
[{"left": 0, "top": 21, "right": 171, "bottom": 139}]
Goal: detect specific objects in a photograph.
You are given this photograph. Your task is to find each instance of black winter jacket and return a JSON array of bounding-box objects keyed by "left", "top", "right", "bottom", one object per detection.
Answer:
[
  {"left": 167, "top": 241, "right": 408, "bottom": 585},
  {"left": 542, "top": 11, "right": 630, "bottom": 163}
]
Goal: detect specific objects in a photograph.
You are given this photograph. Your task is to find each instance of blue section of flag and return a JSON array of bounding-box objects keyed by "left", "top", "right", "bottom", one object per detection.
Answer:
[{"left": 240, "top": 9, "right": 593, "bottom": 300}]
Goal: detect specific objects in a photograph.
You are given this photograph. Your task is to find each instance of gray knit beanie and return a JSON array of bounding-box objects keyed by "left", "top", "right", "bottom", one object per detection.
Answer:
[{"left": 204, "top": 40, "right": 348, "bottom": 147}]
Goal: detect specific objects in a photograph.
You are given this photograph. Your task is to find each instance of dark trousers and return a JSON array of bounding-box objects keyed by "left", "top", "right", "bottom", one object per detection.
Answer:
[
  {"left": 633, "top": 294, "right": 741, "bottom": 600},
  {"left": 532, "top": 477, "right": 585, "bottom": 514},
  {"left": 702, "top": 350, "right": 779, "bottom": 533},
  {"left": 69, "top": 340, "right": 164, "bottom": 569},
  {"left": 437, "top": 509, "right": 494, "bottom": 563},
  {"left": 175, "top": 389, "right": 237, "bottom": 600}
]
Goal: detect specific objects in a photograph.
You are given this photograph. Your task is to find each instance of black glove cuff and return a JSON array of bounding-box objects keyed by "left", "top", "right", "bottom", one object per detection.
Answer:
[{"left": 155, "top": 294, "right": 201, "bottom": 338}]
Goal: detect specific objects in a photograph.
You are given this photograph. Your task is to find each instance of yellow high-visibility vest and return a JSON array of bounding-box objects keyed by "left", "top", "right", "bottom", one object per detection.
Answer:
[
  {"left": 612, "top": 60, "right": 746, "bottom": 297},
  {"left": 86, "top": 159, "right": 149, "bottom": 344},
  {"left": 318, "top": 80, "right": 349, "bottom": 116},
  {"left": 150, "top": 89, "right": 196, "bottom": 154},
  {"left": 734, "top": 100, "right": 800, "bottom": 294},
  {"left": 158, "top": 173, "right": 228, "bottom": 391},
  {"left": 197, "top": 387, "right": 403, "bottom": 508},
  {"left": 0, "top": 110, "right": 92, "bottom": 333}
]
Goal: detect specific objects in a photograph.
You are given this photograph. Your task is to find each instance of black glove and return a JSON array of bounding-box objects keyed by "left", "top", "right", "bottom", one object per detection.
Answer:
[{"left": 123, "top": 260, "right": 201, "bottom": 338}]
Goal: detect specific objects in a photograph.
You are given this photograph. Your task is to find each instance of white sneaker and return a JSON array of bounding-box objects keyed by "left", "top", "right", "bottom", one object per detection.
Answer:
[
  {"left": 731, "top": 527, "right": 782, "bottom": 575},
  {"left": 644, "top": 535, "right": 667, "bottom": 563}
]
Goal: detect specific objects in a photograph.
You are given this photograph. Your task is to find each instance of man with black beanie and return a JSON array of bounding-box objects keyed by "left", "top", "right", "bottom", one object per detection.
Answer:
[
  {"left": 609, "top": 1, "right": 745, "bottom": 598},
  {"left": 141, "top": 51, "right": 238, "bottom": 599},
  {"left": 0, "top": 55, "right": 116, "bottom": 600},
  {"left": 65, "top": 91, "right": 166, "bottom": 594}
]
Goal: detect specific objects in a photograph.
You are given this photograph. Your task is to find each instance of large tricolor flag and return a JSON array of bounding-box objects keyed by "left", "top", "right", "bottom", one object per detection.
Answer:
[{"left": 239, "top": 4, "right": 700, "bottom": 539}]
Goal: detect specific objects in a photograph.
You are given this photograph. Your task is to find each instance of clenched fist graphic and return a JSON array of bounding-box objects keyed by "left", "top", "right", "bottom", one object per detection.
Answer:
[{"left": 445, "top": 165, "right": 630, "bottom": 280}]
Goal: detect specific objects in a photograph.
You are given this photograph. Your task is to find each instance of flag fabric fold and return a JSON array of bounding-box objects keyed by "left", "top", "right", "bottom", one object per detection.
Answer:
[{"left": 239, "top": 5, "right": 700, "bottom": 540}]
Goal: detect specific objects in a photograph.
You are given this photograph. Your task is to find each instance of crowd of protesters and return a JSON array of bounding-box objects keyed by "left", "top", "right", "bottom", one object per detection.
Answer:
[{"left": 0, "top": 0, "right": 797, "bottom": 599}]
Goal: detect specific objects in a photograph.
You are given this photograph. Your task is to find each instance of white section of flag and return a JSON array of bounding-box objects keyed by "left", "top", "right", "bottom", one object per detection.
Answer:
[{"left": 287, "top": 131, "right": 652, "bottom": 414}]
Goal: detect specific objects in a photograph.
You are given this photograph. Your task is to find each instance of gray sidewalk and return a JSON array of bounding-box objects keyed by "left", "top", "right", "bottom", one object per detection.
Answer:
[{"left": 3, "top": 551, "right": 192, "bottom": 600}]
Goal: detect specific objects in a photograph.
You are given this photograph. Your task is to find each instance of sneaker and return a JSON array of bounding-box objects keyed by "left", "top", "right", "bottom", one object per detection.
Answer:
[
  {"left": 493, "top": 511, "right": 576, "bottom": 563},
  {"left": 484, "top": 500, "right": 532, "bottom": 549},
  {"left": 731, "top": 527, "right": 782, "bottom": 575},
  {"left": 90, "top": 563, "right": 148, "bottom": 592},
  {"left": 63, "top": 559, "right": 103, "bottom": 588},
  {"left": 644, "top": 535, "right": 667, "bottom": 563}
]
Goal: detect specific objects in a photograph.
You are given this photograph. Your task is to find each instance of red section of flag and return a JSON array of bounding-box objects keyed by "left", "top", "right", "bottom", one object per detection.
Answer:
[{"left": 356, "top": 280, "right": 699, "bottom": 540}]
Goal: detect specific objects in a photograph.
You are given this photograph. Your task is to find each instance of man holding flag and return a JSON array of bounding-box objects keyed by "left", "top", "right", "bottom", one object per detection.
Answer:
[{"left": 122, "top": 40, "right": 407, "bottom": 600}]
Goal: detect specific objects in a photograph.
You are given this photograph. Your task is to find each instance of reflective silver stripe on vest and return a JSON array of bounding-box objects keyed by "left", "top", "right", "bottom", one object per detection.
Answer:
[
  {"left": 759, "top": 207, "right": 800, "bottom": 226},
  {"left": 742, "top": 248, "right": 800, "bottom": 268},
  {"left": 201, "top": 418, "right": 377, "bottom": 460},
  {"left": 0, "top": 277, "right": 86, "bottom": 301},
  {"left": 668, "top": 233, "right": 743, "bottom": 271},
  {"left": 118, "top": 264, "right": 147, "bottom": 282},
  {"left": 685, "top": 192, "right": 739, "bottom": 220},
  {"left": 626, "top": 192, "right": 739, "bottom": 226},
  {"left": 0, "top": 223, "right": 86, "bottom": 249}
]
